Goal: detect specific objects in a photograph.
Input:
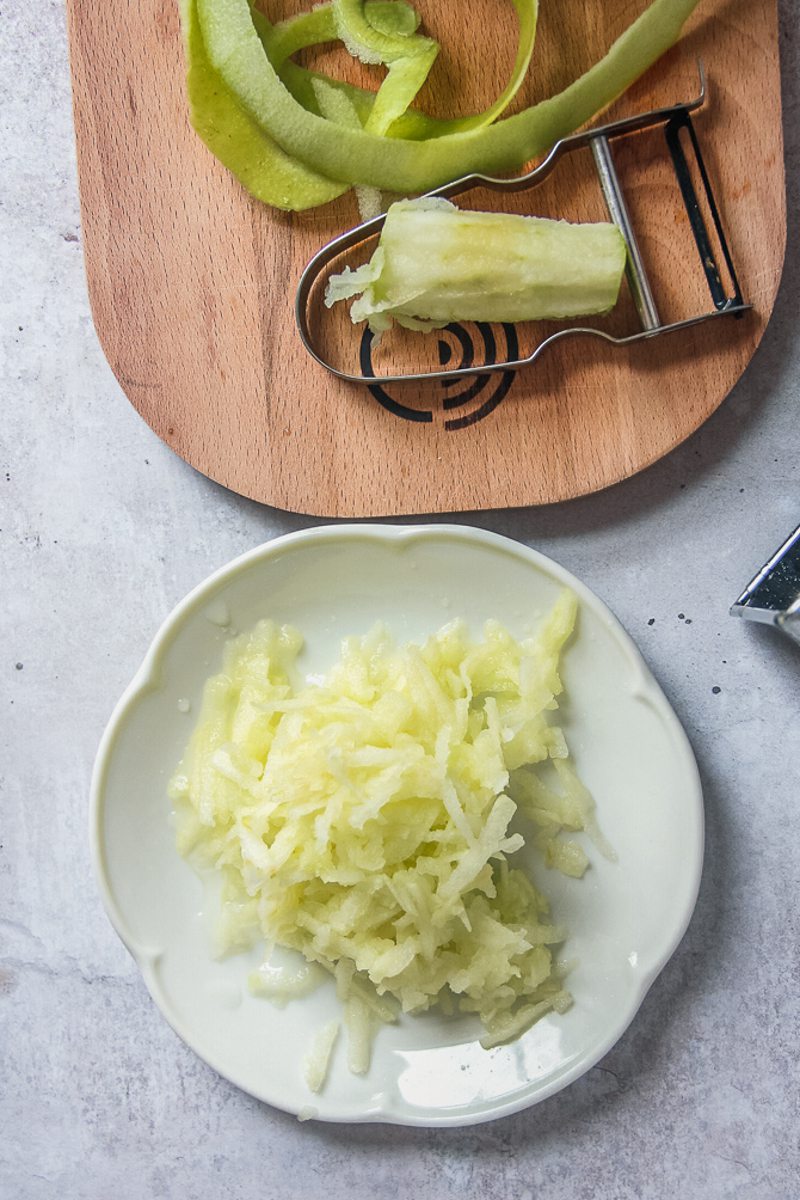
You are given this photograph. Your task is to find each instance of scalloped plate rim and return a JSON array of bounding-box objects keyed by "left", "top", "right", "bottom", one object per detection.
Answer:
[{"left": 90, "top": 523, "right": 704, "bottom": 1126}]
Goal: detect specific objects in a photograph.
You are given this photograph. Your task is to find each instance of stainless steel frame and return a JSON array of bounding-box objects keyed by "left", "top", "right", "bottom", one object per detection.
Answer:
[{"left": 295, "top": 63, "right": 751, "bottom": 387}]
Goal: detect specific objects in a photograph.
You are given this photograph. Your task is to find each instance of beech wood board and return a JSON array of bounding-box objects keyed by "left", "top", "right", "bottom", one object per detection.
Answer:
[{"left": 66, "top": 0, "right": 785, "bottom": 516}]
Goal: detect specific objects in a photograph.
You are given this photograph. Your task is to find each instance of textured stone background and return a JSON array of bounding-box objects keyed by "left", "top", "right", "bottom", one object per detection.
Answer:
[{"left": 1, "top": 2, "right": 798, "bottom": 1197}]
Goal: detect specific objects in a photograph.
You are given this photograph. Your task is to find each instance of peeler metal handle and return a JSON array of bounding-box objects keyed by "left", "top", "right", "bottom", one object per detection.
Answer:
[
  {"left": 731, "top": 526, "right": 800, "bottom": 648},
  {"left": 295, "top": 62, "right": 750, "bottom": 387}
]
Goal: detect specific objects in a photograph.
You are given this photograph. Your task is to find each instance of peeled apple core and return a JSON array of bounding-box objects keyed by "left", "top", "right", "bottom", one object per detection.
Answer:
[{"left": 325, "top": 197, "right": 628, "bottom": 333}]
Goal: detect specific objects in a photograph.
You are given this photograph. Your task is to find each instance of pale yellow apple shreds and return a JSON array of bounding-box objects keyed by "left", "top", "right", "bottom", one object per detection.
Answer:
[
  {"left": 303, "top": 1019, "right": 340, "bottom": 1093},
  {"left": 169, "top": 591, "right": 605, "bottom": 1076}
]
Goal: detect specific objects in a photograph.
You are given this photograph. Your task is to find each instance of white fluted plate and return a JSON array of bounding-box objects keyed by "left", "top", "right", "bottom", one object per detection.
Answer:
[{"left": 92, "top": 525, "right": 703, "bottom": 1127}]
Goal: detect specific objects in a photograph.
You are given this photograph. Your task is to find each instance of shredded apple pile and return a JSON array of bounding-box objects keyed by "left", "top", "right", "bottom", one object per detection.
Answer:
[{"left": 170, "top": 592, "right": 610, "bottom": 1091}]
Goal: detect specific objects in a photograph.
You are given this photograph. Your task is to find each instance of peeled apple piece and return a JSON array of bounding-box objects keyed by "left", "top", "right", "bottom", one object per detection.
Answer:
[
  {"left": 196, "top": 0, "right": 702, "bottom": 195},
  {"left": 181, "top": 0, "right": 347, "bottom": 209},
  {"left": 325, "top": 197, "right": 628, "bottom": 332},
  {"left": 331, "top": 0, "right": 439, "bottom": 136},
  {"left": 276, "top": 0, "right": 539, "bottom": 143},
  {"left": 181, "top": 0, "right": 439, "bottom": 211},
  {"left": 182, "top": 0, "right": 541, "bottom": 210}
]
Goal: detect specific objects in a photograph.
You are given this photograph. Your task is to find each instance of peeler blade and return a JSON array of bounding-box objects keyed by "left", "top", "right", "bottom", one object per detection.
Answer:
[{"left": 730, "top": 526, "right": 800, "bottom": 647}]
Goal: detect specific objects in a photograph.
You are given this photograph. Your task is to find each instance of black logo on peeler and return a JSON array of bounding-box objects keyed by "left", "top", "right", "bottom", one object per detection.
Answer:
[{"left": 360, "top": 323, "right": 519, "bottom": 430}]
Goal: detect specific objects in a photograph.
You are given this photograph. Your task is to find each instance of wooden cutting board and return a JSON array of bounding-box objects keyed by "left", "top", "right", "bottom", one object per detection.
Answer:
[{"left": 66, "top": 0, "right": 784, "bottom": 516}]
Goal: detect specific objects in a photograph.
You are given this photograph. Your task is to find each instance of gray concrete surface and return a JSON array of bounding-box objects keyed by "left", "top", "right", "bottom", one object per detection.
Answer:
[{"left": 1, "top": 2, "right": 798, "bottom": 1197}]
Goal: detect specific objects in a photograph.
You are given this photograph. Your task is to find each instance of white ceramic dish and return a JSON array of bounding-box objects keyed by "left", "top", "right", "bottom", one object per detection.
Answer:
[{"left": 92, "top": 525, "right": 703, "bottom": 1127}]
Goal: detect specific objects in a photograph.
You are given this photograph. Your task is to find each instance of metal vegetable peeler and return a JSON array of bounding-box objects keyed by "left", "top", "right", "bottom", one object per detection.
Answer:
[
  {"left": 731, "top": 526, "right": 800, "bottom": 648},
  {"left": 295, "top": 62, "right": 750, "bottom": 386}
]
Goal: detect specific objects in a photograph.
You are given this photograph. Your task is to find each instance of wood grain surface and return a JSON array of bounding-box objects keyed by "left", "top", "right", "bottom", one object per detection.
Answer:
[{"left": 66, "top": 0, "right": 785, "bottom": 516}]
